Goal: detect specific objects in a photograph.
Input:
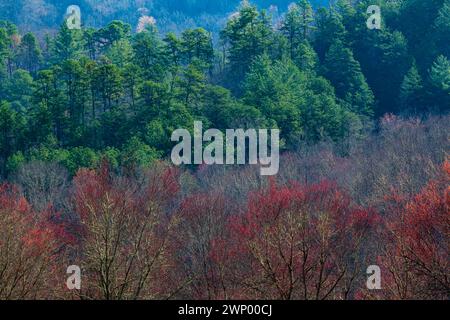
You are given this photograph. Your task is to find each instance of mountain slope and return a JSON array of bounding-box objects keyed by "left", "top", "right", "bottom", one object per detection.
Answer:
[{"left": 0, "top": 0, "right": 328, "bottom": 34}]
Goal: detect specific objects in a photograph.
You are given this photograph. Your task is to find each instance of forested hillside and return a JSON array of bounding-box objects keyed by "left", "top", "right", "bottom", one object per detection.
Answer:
[
  {"left": 0, "top": 0, "right": 449, "bottom": 177},
  {"left": 0, "top": 0, "right": 328, "bottom": 35},
  {"left": 0, "top": 0, "right": 449, "bottom": 300}
]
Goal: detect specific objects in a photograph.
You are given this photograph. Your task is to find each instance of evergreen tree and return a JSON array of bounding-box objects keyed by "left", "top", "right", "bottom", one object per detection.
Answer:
[
  {"left": 323, "top": 40, "right": 374, "bottom": 117},
  {"left": 200, "top": 85, "right": 261, "bottom": 130},
  {"left": 94, "top": 21, "right": 132, "bottom": 53},
  {"left": 57, "top": 59, "right": 89, "bottom": 132},
  {"left": 243, "top": 54, "right": 358, "bottom": 145},
  {"left": 15, "top": 32, "right": 41, "bottom": 74},
  {"left": 0, "top": 101, "right": 24, "bottom": 175},
  {"left": 398, "top": 0, "right": 445, "bottom": 71},
  {"left": 430, "top": 55, "right": 450, "bottom": 92},
  {"left": 106, "top": 39, "right": 133, "bottom": 68},
  {"left": 281, "top": 0, "right": 316, "bottom": 61},
  {"left": 355, "top": 29, "right": 411, "bottom": 116},
  {"left": 314, "top": 7, "right": 347, "bottom": 60},
  {"left": 122, "top": 63, "right": 141, "bottom": 111},
  {"left": 92, "top": 58, "right": 123, "bottom": 112},
  {"left": 297, "top": 0, "right": 315, "bottom": 39},
  {"left": 0, "top": 27, "right": 10, "bottom": 74},
  {"left": 221, "top": 3, "right": 274, "bottom": 93},
  {"left": 181, "top": 28, "right": 214, "bottom": 69},
  {"left": 294, "top": 40, "right": 318, "bottom": 73},
  {"left": 0, "top": 21, "right": 18, "bottom": 77},
  {"left": 400, "top": 62, "right": 423, "bottom": 114},
  {"left": 164, "top": 32, "right": 183, "bottom": 73},
  {"left": 0, "top": 2, "right": 448, "bottom": 180},
  {"left": 177, "top": 60, "right": 206, "bottom": 108},
  {"left": 132, "top": 28, "right": 166, "bottom": 81},
  {"left": 51, "top": 23, "right": 83, "bottom": 63},
  {"left": 434, "top": 0, "right": 450, "bottom": 58},
  {"left": 281, "top": 3, "right": 303, "bottom": 60},
  {"left": 301, "top": 76, "right": 359, "bottom": 143},
  {"left": 33, "top": 69, "right": 67, "bottom": 143},
  {"left": 428, "top": 55, "right": 450, "bottom": 113},
  {"left": 2, "top": 69, "right": 33, "bottom": 113},
  {"left": 243, "top": 54, "right": 303, "bottom": 144}
]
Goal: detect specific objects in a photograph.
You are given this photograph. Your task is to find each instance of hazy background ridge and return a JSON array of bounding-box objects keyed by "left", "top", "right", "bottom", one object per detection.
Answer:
[{"left": 0, "top": 0, "right": 329, "bottom": 35}]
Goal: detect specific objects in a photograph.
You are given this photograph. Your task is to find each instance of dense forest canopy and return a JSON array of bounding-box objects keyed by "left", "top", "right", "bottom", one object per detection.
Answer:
[{"left": 0, "top": 0, "right": 448, "bottom": 178}]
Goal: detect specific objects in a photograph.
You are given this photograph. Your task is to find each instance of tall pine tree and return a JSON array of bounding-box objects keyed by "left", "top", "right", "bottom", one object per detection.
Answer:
[{"left": 323, "top": 40, "right": 375, "bottom": 117}]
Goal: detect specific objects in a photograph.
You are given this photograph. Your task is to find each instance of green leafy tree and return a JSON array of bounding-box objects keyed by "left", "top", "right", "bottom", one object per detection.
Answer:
[
  {"left": 163, "top": 32, "right": 183, "bottom": 92},
  {"left": 294, "top": 40, "right": 318, "bottom": 73},
  {"left": 434, "top": 0, "right": 450, "bottom": 58},
  {"left": 15, "top": 32, "right": 41, "bottom": 74},
  {"left": 33, "top": 69, "right": 67, "bottom": 142},
  {"left": 64, "top": 147, "right": 99, "bottom": 175},
  {"left": 178, "top": 60, "right": 206, "bottom": 107},
  {"left": 399, "top": 62, "right": 424, "bottom": 114},
  {"left": 106, "top": 38, "right": 133, "bottom": 68},
  {"left": 0, "top": 21, "right": 18, "bottom": 77},
  {"left": 0, "top": 101, "right": 24, "bottom": 175},
  {"left": 0, "top": 2, "right": 449, "bottom": 179},
  {"left": 0, "top": 27, "right": 9, "bottom": 71},
  {"left": 221, "top": 3, "right": 274, "bottom": 92},
  {"left": 398, "top": 0, "right": 446, "bottom": 72},
  {"left": 27, "top": 103, "right": 53, "bottom": 148},
  {"left": 57, "top": 59, "right": 89, "bottom": 129},
  {"left": 99, "top": 105, "right": 129, "bottom": 148},
  {"left": 5, "top": 150, "right": 25, "bottom": 174},
  {"left": 94, "top": 21, "right": 131, "bottom": 54},
  {"left": 181, "top": 28, "right": 214, "bottom": 69},
  {"left": 350, "top": 9, "right": 412, "bottom": 116},
  {"left": 139, "top": 80, "right": 170, "bottom": 118},
  {"left": 121, "top": 136, "right": 161, "bottom": 169},
  {"left": 51, "top": 23, "right": 83, "bottom": 63},
  {"left": 281, "top": 3, "right": 303, "bottom": 60},
  {"left": 314, "top": 7, "right": 347, "bottom": 60},
  {"left": 132, "top": 28, "right": 166, "bottom": 81},
  {"left": 430, "top": 55, "right": 450, "bottom": 92},
  {"left": 297, "top": 0, "right": 315, "bottom": 39},
  {"left": 243, "top": 54, "right": 302, "bottom": 143},
  {"left": 301, "top": 75, "right": 360, "bottom": 143},
  {"left": 83, "top": 27, "right": 98, "bottom": 60},
  {"left": 122, "top": 63, "right": 141, "bottom": 111},
  {"left": 1, "top": 69, "right": 34, "bottom": 113},
  {"left": 428, "top": 55, "right": 450, "bottom": 113},
  {"left": 92, "top": 58, "right": 123, "bottom": 112},
  {"left": 201, "top": 84, "right": 268, "bottom": 130},
  {"left": 323, "top": 40, "right": 375, "bottom": 117}
]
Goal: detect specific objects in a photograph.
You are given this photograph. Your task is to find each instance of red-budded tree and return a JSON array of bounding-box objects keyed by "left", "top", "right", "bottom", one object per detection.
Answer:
[
  {"left": 176, "top": 192, "right": 233, "bottom": 299},
  {"left": 0, "top": 184, "right": 68, "bottom": 299},
  {"left": 376, "top": 161, "right": 449, "bottom": 299},
  {"left": 72, "top": 162, "right": 184, "bottom": 300},
  {"left": 211, "top": 180, "right": 378, "bottom": 300}
]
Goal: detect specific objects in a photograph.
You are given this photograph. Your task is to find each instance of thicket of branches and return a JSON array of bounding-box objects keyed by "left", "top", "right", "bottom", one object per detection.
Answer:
[{"left": 0, "top": 115, "right": 448, "bottom": 300}]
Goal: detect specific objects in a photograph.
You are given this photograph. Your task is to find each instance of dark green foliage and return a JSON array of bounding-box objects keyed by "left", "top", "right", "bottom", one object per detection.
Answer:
[
  {"left": 400, "top": 62, "right": 423, "bottom": 114},
  {"left": 0, "top": 101, "right": 24, "bottom": 175},
  {"left": 220, "top": 4, "right": 275, "bottom": 93},
  {"left": 323, "top": 40, "right": 374, "bottom": 117},
  {"left": 0, "top": 0, "right": 449, "bottom": 177},
  {"left": 14, "top": 33, "right": 41, "bottom": 74},
  {"left": 428, "top": 55, "right": 450, "bottom": 113}
]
